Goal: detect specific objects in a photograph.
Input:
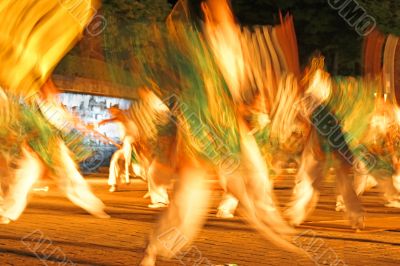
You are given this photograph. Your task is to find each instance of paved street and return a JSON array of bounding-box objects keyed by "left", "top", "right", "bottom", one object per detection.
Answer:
[{"left": 0, "top": 173, "right": 399, "bottom": 266}]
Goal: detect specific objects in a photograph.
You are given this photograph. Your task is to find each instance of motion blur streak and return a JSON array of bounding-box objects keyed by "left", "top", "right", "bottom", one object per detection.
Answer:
[{"left": 0, "top": 0, "right": 98, "bottom": 98}]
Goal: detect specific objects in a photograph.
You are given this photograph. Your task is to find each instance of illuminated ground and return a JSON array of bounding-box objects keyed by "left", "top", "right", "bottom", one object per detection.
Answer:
[{"left": 0, "top": 173, "right": 399, "bottom": 266}]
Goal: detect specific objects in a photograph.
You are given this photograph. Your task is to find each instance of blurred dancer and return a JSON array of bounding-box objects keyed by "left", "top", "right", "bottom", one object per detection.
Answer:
[
  {"left": 139, "top": 3, "right": 303, "bottom": 264},
  {"left": 217, "top": 94, "right": 270, "bottom": 218},
  {"left": 0, "top": 81, "right": 108, "bottom": 224},
  {"left": 0, "top": 0, "right": 105, "bottom": 224},
  {"left": 337, "top": 99, "right": 400, "bottom": 210},
  {"left": 99, "top": 105, "right": 139, "bottom": 191},
  {"left": 286, "top": 66, "right": 365, "bottom": 229},
  {"left": 336, "top": 164, "right": 400, "bottom": 211},
  {"left": 108, "top": 148, "right": 128, "bottom": 192},
  {"left": 128, "top": 88, "right": 174, "bottom": 208},
  {"left": 108, "top": 140, "right": 149, "bottom": 192}
]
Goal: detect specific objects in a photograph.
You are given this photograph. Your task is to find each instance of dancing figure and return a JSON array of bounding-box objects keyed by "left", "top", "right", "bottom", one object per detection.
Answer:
[{"left": 99, "top": 105, "right": 139, "bottom": 192}]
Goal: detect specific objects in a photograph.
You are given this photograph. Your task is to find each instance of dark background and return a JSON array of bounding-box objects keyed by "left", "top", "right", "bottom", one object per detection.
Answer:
[
  {"left": 59, "top": 0, "right": 400, "bottom": 83},
  {"left": 169, "top": 0, "right": 400, "bottom": 76}
]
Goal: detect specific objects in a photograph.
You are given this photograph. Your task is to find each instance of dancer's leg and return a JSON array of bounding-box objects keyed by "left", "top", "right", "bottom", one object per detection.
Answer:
[
  {"left": 108, "top": 149, "right": 124, "bottom": 192},
  {"left": 220, "top": 154, "right": 301, "bottom": 254},
  {"left": 0, "top": 153, "right": 8, "bottom": 204},
  {"left": 375, "top": 172, "right": 400, "bottom": 207},
  {"left": 336, "top": 160, "right": 375, "bottom": 212},
  {"left": 122, "top": 137, "right": 133, "bottom": 184},
  {"left": 215, "top": 121, "right": 298, "bottom": 250},
  {"left": 146, "top": 159, "right": 172, "bottom": 208},
  {"left": 141, "top": 155, "right": 210, "bottom": 266},
  {"left": 216, "top": 192, "right": 238, "bottom": 218},
  {"left": 333, "top": 152, "right": 364, "bottom": 228},
  {"left": 286, "top": 132, "right": 325, "bottom": 226},
  {"left": 2, "top": 147, "right": 43, "bottom": 221},
  {"left": 55, "top": 141, "right": 108, "bottom": 218}
]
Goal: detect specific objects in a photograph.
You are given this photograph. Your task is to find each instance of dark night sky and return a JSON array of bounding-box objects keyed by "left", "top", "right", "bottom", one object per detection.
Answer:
[{"left": 168, "top": 0, "right": 178, "bottom": 6}]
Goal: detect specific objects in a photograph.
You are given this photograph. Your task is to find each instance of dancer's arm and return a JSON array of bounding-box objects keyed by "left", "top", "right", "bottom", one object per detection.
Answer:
[{"left": 98, "top": 117, "right": 119, "bottom": 125}]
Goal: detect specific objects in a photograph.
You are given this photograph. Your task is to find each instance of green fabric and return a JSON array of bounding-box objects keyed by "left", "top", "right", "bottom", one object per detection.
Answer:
[
  {"left": 0, "top": 94, "right": 91, "bottom": 171},
  {"left": 312, "top": 78, "right": 392, "bottom": 173},
  {"left": 134, "top": 22, "right": 241, "bottom": 163},
  {"left": 21, "top": 104, "right": 56, "bottom": 167}
]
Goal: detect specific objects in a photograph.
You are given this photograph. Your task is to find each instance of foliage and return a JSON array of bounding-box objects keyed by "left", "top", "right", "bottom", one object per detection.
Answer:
[
  {"left": 62, "top": 0, "right": 400, "bottom": 77},
  {"left": 231, "top": 0, "right": 400, "bottom": 75}
]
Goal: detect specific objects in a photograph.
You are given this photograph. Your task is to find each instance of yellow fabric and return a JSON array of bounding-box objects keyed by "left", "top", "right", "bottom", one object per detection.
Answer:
[{"left": 0, "top": 0, "right": 98, "bottom": 98}]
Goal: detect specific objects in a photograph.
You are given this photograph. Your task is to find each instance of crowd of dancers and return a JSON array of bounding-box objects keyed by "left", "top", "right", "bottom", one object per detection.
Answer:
[{"left": 1, "top": 0, "right": 400, "bottom": 265}]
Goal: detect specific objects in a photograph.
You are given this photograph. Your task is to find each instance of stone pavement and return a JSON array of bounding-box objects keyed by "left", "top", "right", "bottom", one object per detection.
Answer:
[{"left": 0, "top": 174, "right": 399, "bottom": 266}]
